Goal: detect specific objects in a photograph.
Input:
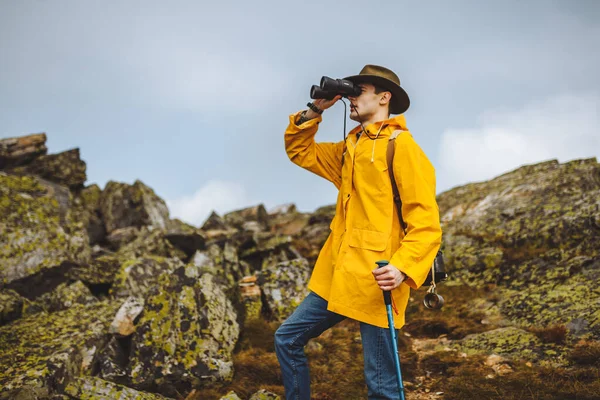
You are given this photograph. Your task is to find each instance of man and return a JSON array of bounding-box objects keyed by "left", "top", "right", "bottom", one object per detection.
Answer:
[{"left": 275, "top": 65, "right": 442, "bottom": 399}]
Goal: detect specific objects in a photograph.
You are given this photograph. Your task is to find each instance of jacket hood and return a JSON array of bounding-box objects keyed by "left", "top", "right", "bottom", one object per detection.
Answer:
[{"left": 349, "top": 114, "right": 408, "bottom": 137}]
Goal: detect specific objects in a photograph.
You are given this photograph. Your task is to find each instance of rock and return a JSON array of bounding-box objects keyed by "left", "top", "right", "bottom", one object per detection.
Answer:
[
  {"left": 128, "top": 267, "right": 240, "bottom": 395},
  {"left": 106, "top": 226, "right": 143, "bottom": 250},
  {"left": 8, "top": 148, "right": 87, "bottom": 189},
  {"left": 0, "top": 289, "right": 24, "bottom": 325},
  {"left": 457, "top": 327, "right": 544, "bottom": 360},
  {"left": 67, "top": 253, "right": 122, "bottom": 285},
  {"left": 22, "top": 280, "right": 97, "bottom": 316},
  {"left": 239, "top": 275, "right": 262, "bottom": 322},
  {"left": 0, "top": 133, "right": 47, "bottom": 169},
  {"left": 110, "top": 255, "right": 185, "bottom": 299},
  {"left": 64, "top": 376, "right": 173, "bottom": 399},
  {"left": 190, "top": 242, "right": 248, "bottom": 291},
  {"left": 237, "top": 232, "right": 297, "bottom": 272},
  {"left": 256, "top": 258, "right": 311, "bottom": 321},
  {"left": 223, "top": 204, "right": 269, "bottom": 231},
  {"left": 95, "top": 336, "right": 129, "bottom": 385},
  {"left": 165, "top": 219, "right": 207, "bottom": 259},
  {"left": 0, "top": 299, "right": 122, "bottom": 395},
  {"left": 0, "top": 173, "right": 91, "bottom": 298},
  {"left": 110, "top": 296, "right": 145, "bottom": 336},
  {"left": 116, "top": 226, "right": 188, "bottom": 261},
  {"left": 201, "top": 211, "right": 229, "bottom": 231},
  {"left": 249, "top": 389, "right": 281, "bottom": 400},
  {"left": 100, "top": 179, "right": 170, "bottom": 234},
  {"left": 219, "top": 391, "right": 242, "bottom": 400},
  {"left": 71, "top": 184, "right": 106, "bottom": 245}
]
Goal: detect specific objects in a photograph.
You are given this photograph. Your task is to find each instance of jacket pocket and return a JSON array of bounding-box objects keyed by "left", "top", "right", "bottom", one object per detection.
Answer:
[{"left": 348, "top": 228, "right": 388, "bottom": 251}]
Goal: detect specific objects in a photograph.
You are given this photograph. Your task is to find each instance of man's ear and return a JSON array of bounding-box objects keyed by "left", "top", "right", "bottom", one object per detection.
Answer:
[{"left": 380, "top": 91, "right": 392, "bottom": 105}]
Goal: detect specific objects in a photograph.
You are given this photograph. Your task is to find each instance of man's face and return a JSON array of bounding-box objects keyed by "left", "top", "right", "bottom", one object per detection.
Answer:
[{"left": 348, "top": 83, "right": 388, "bottom": 123}]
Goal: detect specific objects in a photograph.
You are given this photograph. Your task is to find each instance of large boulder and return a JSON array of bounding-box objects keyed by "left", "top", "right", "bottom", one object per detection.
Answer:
[
  {"left": 0, "top": 172, "right": 91, "bottom": 298},
  {"left": 0, "top": 299, "right": 122, "bottom": 397},
  {"left": 256, "top": 258, "right": 311, "bottom": 322},
  {"left": 100, "top": 180, "right": 170, "bottom": 234},
  {"left": 128, "top": 266, "right": 240, "bottom": 396}
]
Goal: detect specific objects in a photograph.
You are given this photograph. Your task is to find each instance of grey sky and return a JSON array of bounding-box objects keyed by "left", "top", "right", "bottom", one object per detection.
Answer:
[{"left": 1, "top": 0, "right": 598, "bottom": 226}]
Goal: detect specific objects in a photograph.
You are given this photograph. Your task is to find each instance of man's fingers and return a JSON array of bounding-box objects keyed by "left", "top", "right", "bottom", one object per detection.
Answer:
[{"left": 372, "top": 266, "right": 392, "bottom": 276}]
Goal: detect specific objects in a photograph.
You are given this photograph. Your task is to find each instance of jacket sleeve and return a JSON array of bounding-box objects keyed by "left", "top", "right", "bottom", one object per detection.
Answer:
[
  {"left": 389, "top": 132, "right": 442, "bottom": 289},
  {"left": 284, "top": 111, "right": 345, "bottom": 189}
]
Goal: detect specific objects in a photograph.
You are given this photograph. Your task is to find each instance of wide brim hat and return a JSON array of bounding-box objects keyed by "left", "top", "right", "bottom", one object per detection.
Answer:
[{"left": 344, "top": 64, "right": 410, "bottom": 115}]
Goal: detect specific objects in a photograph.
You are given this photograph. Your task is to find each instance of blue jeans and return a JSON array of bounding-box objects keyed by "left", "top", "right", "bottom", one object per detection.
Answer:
[{"left": 274, "top": 291, "right": 401, "bottom": 399}]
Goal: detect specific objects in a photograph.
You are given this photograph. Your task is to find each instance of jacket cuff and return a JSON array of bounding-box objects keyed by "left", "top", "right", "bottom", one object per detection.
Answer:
[
  {"left": 389, "top": 253, "right": 424, "bottom": 290},
  {"left": 289, "top": 110, "right": 322, "bottom": 131}
]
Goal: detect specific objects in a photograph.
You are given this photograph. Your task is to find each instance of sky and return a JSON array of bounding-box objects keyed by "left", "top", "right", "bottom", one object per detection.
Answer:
[{"left": 1, "top": 0, "right": 599, "bottom": 227}]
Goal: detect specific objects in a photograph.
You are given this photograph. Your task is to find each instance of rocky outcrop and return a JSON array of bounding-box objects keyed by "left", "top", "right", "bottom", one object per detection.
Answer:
[{"left": 438, "top": 158, "right": 600, "bottom": 341}]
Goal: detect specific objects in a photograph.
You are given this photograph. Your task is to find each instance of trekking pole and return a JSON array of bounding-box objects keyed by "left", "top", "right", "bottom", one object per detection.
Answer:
[{"left": 375, "top": 260, "right": 406, "bottom": 400}]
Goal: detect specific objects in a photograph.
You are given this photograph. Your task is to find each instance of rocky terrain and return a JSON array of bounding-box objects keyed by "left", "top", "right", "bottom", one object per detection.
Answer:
[{"left": 1, "top": 133, "right": 599, "bottom": 400}]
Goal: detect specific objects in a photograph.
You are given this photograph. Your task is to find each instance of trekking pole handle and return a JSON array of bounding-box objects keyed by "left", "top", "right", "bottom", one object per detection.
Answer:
[{"left": 375, "top": 260, "right": 392, "bottom": 306}]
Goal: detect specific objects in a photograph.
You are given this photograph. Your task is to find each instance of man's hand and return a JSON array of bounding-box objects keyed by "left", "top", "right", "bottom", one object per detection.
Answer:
[
  {"left": 372, "top": 264, "right": 406, "bottom": 291},
  {"left": 305, "top": 95, "right": 342, "bottom": 119}
]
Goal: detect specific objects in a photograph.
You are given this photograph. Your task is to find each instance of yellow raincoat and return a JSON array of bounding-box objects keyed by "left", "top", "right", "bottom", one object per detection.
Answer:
[{"left": 285, "top": 111, "right": 442, "bottom": 329}]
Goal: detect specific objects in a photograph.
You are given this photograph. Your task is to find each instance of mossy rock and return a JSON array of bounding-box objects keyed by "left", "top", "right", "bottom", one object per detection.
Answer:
[
  {"left": 64, "top": 376, "right": 173, "bottom": 399},
  {"left": 249, "top": 389, "right": 281, "bottom": 400},
  {"left": 223, "top": 204, "right": 269, "bottom": 231},
  {"left": 256, "top": 258, "right": 310, "bottom": 322},
  {"left": 100, "top": 179, "right": 170, "bottom": 234},
  {"left": 8, "top": 148, "right": 87, "bottom": 189},
  {"left": 189, "top": 243, "right": 246, "bottom": 291},
  {"left": 219, "top": 391, "right": 242, "bottom": 400},
  {"left": 0, "top": 173, "right": 91, "bottom": 296},
  {"left": 110, "top": 255, "right": 185, "bottom": 299},
  {"left": 67, "top": 253, "right": 122, "bottom": 285},
  {"left": 456, "top": 326, "right": 545, "bottom": 360},
  {"left": 71, "top": 184, "right": 106, "bottom": 245},
  {"left": 0, "top": 299, "right": 122, "bottom": 395},
  {"left": 22, "top": 280, "right": 97, "bottom": 317},
  {"left": 116, "top": 226, "right": 187, "bottom": 261},
  {"left": 128, "top": 267, "right": 239, "bottom": 396}
]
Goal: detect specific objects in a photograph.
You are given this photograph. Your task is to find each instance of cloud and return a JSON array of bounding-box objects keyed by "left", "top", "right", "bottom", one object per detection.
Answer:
[
  {"left": 438, "top": 93, "right": 599, "bottom": 192},
  {"left": 166, "top": 180, "right": 253, "bottom": 227}
]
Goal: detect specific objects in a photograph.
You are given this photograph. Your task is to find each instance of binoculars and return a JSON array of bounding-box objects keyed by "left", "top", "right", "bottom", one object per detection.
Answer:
[{"left": 310, "top": 76, "right": 362, "bottom": 100}]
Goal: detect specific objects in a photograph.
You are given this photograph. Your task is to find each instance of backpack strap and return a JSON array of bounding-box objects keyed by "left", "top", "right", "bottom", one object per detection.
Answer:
[{"left": 387, "top": 130, "right": 407, "bottom": 234}]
